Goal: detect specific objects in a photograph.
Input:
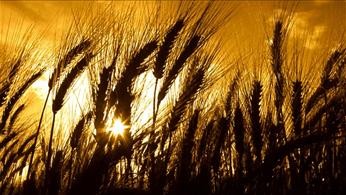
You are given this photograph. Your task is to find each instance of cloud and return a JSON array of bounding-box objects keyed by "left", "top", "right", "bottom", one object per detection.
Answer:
[
  {"left": 2, "top": 1, "right": 45, "bottom": 22},
  {"left": 304, "top": 25, "right": 327, "bottom": 50},
  {"left": 313, "top": 0, "right": 330, "bottom": 6}
]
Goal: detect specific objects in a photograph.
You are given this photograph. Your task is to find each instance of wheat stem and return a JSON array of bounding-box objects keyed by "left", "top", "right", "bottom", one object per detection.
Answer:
[
  {"left": 26, "top": 90, "right": 50, "bottom": 181},
  {"left": 45, "top": 113, "right": 56, "bottom": 194}
]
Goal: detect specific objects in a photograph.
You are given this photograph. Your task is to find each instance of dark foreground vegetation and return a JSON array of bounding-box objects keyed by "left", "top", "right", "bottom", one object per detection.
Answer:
[{"left": 0, "top": 2, "right": 346, "bottom": 195}]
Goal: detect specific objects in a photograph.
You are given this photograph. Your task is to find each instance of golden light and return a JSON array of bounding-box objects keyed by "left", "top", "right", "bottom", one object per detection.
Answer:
[{"left": 108, "top": 119, "right": 126, "bottom": 136}]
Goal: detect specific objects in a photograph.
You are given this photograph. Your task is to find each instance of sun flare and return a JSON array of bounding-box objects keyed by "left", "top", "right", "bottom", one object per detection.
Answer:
[{"left": 108, "top": 119, "right": 126, "bottom": 136}]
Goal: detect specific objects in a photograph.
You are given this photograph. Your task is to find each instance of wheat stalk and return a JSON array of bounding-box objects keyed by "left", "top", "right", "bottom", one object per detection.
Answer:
[
  {"left": 52, "top": 53, "right": 93, "bottom": 113},
  {"left": 47, "top": 150, "right": 63, "bottom": 195},
  {"left": 45, "top": 53, "right": 93, "bottom": 192},
  {"left": 151, "top": 19, "right": 185, "bottom": 156},
  {"left": 176, "top": 109, "right": 199, "bottom": 193},
  {"left": 7, "top": 104, "right": 25, "bottom": 133},
  {"left": 94, "top": 66, "right": 113, "bottom": 136},
  {"left": 250, "top": 80, "right": 263, "bottom": 163},
  {"left": 234, "top": 103, "right": 245, "bottom": 177},
  {"left": 108, "top": 40, "right": 157, "bottom": 147},
  {"left": 109, "top": 40, "right": 158, "bottom": 109},
  {"left": 27, "top": 39, "right": 92, "bottom": 181},
  {"left": 211, "top": 116, "right": 230, "bottom": 172},
  {"left": 292, "top": 80, "right": 302, "bottom": 136},
  {"left": 197, "top": 120, "right": 214, "bottom": 161},
  {"left": 0, "top": 59, "right": 21, "bottom": 107},
  {"left": 154, "top": 19, "right": 185, "bottom": 79},
  {"left": 48, "top": 39, "right": 91, "bottom": 90},
  {"left": 271, "top": 20, "right": 286, "bottom": 146},
  {"left": 157, "top": 35, "right": 201, "bottom": 104},
  {"left": 306, "top": 48, "right": 345, "bottom": 113},
  {"left": 0, "top": 70, "right": 44, "bottom": 132},
  {"left": 70, "top": 112, "right": 92, "bottom": 149},
  {"left": 0, "top": 132, "right": 18, "bottom": 149}
]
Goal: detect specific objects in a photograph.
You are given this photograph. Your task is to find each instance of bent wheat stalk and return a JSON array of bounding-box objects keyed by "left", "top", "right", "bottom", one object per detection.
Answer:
[
  {"left": 27, "top": 39, "right": 91, "bottom": 181},
  {"left": 45, "top": 53, "right": 93, "bottom": 193}
]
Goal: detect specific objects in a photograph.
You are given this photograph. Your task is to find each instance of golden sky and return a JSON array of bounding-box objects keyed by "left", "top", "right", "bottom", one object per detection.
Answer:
[
  {"left": 1, "top": 0, "right": 345, "bottom": 98},
  {"left": 1, "top": 1, "right": 345, "bottom": 50}
]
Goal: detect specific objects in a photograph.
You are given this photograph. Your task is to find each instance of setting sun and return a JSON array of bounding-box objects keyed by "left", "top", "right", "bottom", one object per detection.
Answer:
[{"left": 108, "top": 119, "right": 126, "bottom": 136}]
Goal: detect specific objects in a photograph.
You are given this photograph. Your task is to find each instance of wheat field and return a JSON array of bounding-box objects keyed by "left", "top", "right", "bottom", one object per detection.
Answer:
[{"left": 0, "top": 1, "right": 346, "bottom": 195}]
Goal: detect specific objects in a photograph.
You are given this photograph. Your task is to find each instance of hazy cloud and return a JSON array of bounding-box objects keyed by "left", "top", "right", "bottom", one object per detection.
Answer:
[{"left": 2, "top": 1, "right": 46, "bottom": 22}]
